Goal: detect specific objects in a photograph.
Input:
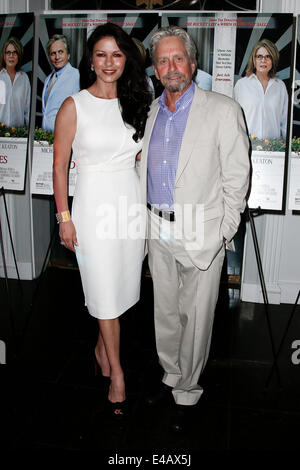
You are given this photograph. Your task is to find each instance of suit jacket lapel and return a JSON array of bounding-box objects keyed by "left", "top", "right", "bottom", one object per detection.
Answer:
[
  {"left": 175, "top": 86, "right": 208, "bottom": 184},
  {"left": 141, "top": 99, "right": 160, "bottom": 203},
  {"left": 42, "top": 74, "right": 50, "bottom": 108},
  {"left": 143, "top": 100, "right": 159, "bottom": 158}
]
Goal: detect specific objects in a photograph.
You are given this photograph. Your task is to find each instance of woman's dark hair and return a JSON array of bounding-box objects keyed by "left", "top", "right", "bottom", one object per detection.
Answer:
[{"left": 79, "top": 23, "right": 152, "bottom": 142}]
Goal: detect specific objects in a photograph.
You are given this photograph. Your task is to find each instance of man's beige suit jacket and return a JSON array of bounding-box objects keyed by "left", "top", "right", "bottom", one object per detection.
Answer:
[{"left": 140, "top": 85, "right": 250, "bottom": 270}]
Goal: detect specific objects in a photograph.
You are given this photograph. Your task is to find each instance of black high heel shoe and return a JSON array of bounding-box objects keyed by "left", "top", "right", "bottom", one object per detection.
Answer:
[{"left": 108, "top": 399, "right": 128, "bottom": 418}]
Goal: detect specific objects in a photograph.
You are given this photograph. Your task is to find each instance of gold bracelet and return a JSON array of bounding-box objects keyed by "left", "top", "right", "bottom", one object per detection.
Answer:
[{"left": 56, "top": 210, "right": 71, "bottom": 224}]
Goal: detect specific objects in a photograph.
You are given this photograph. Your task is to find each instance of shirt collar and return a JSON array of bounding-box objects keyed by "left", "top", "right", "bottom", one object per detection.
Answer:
[
  {"left": 53, "top": 61, "right": 69, "bottom": 77},
  {"left": 0, "top": 68, "right": 21, "bottom": 76},
  {"left": 158, "top": 81, "right": 195, "bottom": 113},
  {"left": 249, "top": 73, "right": 277, "bottom": 83}
]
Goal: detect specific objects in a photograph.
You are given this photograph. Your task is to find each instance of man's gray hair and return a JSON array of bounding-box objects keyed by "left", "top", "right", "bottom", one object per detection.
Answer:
[
  {"left": 47, "top": 34, "right": 69, "bottom": 55},
  {"left": 149, "top": 26, "right": 197, "bottom": 65}
]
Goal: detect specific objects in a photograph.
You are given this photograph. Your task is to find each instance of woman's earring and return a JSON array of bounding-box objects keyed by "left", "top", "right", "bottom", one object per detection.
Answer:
[{"left": 91, "top": 64, "right": 94, "bottom": 71}]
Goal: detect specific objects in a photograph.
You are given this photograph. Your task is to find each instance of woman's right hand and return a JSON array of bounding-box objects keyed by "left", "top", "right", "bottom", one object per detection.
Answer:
[
  {"left": 59, "top": 220, "right": 78, "bottom": 252},
  {"left": 53, "top": 97, "right": 77, "bottom": 252}
]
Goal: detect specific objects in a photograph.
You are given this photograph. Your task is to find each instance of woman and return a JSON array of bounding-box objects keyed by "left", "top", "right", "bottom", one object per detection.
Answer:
[
  {"left": 0, "top": 37, "right": 31, "bottom": 127},
  {"left": 234, "top": 38, "right": 288, "bottom": 141},
  {"left": 53, "top": 23, "right": 151, "bottom": 416}
]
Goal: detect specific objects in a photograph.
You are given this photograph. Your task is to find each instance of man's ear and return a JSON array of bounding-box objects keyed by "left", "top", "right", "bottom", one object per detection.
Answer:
[
  {"left": 152, "top": 64, "right": 160, "bottom": 80},
  {"left": 191, "top": 61, "right": 196, "bottom": 76}
]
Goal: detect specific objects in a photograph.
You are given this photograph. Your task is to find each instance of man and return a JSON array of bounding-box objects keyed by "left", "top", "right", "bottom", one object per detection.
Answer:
[
  {"left": 140, "top": 26, "right": 250, "bottom": 432},
  {"left": 42, "top": 34, "right": 80, "bottom": 132}
]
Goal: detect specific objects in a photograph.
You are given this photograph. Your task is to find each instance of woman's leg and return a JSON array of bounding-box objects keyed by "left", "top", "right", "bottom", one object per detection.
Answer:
[
  {"left": 95, "top": 326, "right": 111, "bottom": 377},
  {"left": 98, "top": 318, "right": 125, "bottom": 404}
]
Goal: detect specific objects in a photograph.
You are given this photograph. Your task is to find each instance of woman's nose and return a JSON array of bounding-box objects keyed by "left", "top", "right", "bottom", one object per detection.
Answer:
[{"left": 105, "top": 55, "right": 113, "bottom": 65}]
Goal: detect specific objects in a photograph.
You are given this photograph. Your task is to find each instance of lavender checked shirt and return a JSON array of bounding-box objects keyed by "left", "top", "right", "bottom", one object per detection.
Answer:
[{"left": 147, "top": 82, "right": 195, "bottom": 210}]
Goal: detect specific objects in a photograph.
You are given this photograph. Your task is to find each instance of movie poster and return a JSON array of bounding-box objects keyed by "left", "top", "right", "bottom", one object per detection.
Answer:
[
  {"left": 162, "top": 12, "right": 294, "bottom": 212},
  {"left": 289, "top": 15, "right": 300, "bottom": 211},
  {"left": 50, "top": 0, "right": 258, "bottom": 11},
  {"left": 0, "top": 13, "right": 34, "bottom": 191},
  {"left": 30, "top": 11, "right": 159, "bottom": 195}
]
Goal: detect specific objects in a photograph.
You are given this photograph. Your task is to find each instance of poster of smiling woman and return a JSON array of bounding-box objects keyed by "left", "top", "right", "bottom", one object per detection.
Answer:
[
  {"left": 161, "top": 12, "right": 294, "bottom": 212},
  {"left": 0, "top": 13, "right": 34, "bottom": 191},
  {"left": 30, "top": 11, "right": 159, "bottom": 196}
]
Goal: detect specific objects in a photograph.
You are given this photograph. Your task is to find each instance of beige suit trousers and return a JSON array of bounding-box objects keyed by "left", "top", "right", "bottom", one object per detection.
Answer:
[{"left": 147, "top": 210, "right": 225, "bottom": 406}]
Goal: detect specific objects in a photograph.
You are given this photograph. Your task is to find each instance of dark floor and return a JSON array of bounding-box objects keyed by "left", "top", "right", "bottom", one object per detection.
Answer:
[{"left": 1, "top": 255, "right": 300, "bottom": 461}]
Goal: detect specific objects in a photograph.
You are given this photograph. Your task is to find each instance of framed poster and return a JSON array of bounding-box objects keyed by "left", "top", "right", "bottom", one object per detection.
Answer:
[
  {"left": 289, "top": 15, "right": 300, "bottom": 211},
  {"left": 50, "top": 0, "right": 258, "bottom": 11},
  {"left": 0, "top": 13, "right": 34, "bottom": 191},
  {"left": 161, "top": 12, "right": 294, "bottom": 212},
  {"left": 31, "top": 11, "right": 159, "bottom": 195}
]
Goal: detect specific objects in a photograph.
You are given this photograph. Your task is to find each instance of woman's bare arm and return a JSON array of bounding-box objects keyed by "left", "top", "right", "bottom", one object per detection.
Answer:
[{"left": 53, "top": 96, "right": 78, "bottom": 251}]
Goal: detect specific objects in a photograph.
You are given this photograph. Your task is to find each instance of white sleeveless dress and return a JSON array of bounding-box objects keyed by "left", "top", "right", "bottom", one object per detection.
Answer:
[{"left": 71, "top": 89, "right": 145, "bottom": 319}]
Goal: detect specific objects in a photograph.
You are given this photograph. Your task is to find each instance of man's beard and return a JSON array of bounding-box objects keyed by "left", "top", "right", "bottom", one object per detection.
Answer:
[{"left": 162, "top": 72, "right": 188, "bottom": 92}]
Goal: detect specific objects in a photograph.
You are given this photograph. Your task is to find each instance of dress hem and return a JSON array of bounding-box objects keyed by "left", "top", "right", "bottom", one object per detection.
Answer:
[{"left": 85, "top": 295, "right": 140, "bottom": 320}]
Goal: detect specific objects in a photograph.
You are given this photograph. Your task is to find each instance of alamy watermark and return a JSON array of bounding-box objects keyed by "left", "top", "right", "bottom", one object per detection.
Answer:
[
  {"left": 94, "top": 197, "right": 206, "bottom": 251},
  {"left": 291, "top": 339, "right": 300, "bottom": 365}
]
